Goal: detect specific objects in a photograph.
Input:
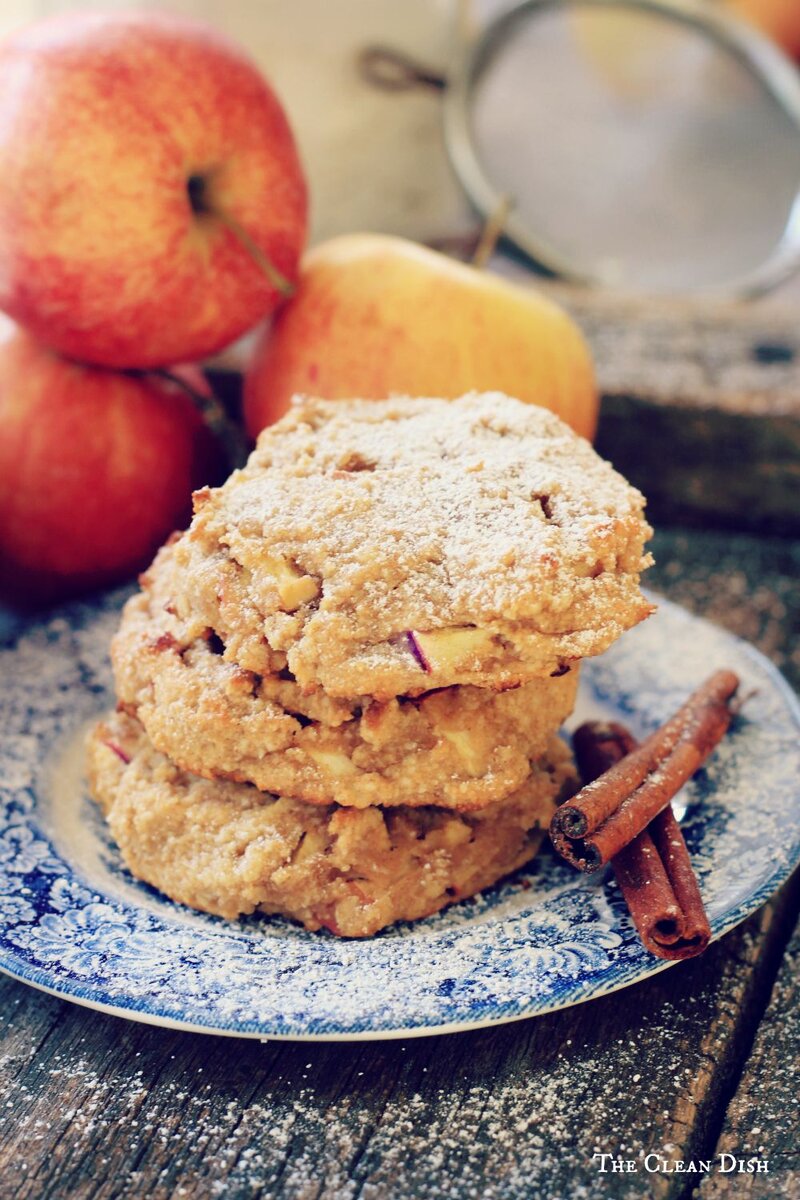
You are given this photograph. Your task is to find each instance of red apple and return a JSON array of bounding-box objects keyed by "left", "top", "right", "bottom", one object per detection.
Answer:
[
  {"left": 0, "top": 12, "right": 307, "bottom": 368},
  {"left": 0, "top": 322, "right": 224, "bottom": 605}
]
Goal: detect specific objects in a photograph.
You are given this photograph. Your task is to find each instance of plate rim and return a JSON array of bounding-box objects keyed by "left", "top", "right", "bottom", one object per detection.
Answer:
[{"left": 1, "top": 592, "right": 798, "bottom": 1042}]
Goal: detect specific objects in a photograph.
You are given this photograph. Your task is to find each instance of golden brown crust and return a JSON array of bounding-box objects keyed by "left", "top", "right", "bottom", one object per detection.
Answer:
[{"left": 86, "top": 711, "right": 575, "bottom": 938}]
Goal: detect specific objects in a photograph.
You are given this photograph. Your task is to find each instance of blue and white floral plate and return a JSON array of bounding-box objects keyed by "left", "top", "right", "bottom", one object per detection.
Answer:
[{"left": 1, "top": 591, "right": 798, "bottom": 1041}]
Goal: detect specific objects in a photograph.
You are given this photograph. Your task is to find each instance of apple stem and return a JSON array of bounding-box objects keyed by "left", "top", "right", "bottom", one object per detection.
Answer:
[
  {"left": 472, "top": 195, "right": 512, "bottom": 269},
  {"left": 213, "top": 208, "right": 295, "bottom": 298},
  {"left": 148, "top": 369, "right": 250, "bottom": 469}
]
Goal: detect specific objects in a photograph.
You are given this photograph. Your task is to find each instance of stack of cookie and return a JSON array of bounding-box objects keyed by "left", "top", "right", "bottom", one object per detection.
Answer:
[{"left": 87, "top": 393, "right": 652, "bottom": 937}]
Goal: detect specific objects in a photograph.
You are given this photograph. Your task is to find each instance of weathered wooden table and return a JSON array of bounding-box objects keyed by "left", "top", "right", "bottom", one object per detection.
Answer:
[{"left": 1, "top": 522, "right": 798, "bottom": 1200}]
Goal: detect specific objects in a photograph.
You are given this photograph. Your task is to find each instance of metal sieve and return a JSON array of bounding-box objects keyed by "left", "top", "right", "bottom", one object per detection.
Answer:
[{"left": 364, "top": 0, "right": 800, "bottom": 297}]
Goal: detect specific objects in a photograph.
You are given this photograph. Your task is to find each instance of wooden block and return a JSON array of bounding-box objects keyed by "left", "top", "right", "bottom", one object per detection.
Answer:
[{"left": 556, "top": 292, "right": 800, "bottom": 534}]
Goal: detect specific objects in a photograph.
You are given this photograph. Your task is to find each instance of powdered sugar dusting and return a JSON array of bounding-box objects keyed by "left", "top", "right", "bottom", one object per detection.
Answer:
[{"left": 173, "top": 394, "right": 653, "bottom": 696}]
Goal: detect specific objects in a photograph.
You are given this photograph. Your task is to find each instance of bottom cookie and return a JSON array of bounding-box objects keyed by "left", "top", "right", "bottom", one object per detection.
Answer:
[{"left": 87, "top": 711, "right": 575, "bottom": 938}]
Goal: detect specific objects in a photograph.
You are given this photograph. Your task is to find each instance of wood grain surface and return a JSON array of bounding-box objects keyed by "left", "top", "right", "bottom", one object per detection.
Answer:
[
  {"left": 701, "top": 914, "right": 800, "bottom": 1198},
  {"left": 1, "top": 526, "right": 798, "bottom": 1200}
]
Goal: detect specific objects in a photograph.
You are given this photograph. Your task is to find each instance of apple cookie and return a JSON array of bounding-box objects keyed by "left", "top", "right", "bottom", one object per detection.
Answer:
[
  {"left": 113, "top": 543, "right": 579, "bottom": 809},
  {"left": 87, "top": 711, "right": 574, "bottom": 938},
  {"left": 170, "top": 393, "right": 652, "bottom": 698}
]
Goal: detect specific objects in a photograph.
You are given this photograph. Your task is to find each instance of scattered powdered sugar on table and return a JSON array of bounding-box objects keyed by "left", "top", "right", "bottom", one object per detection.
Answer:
[{"left": 1, "top": 971, "right": 764, "bottom": 1199}]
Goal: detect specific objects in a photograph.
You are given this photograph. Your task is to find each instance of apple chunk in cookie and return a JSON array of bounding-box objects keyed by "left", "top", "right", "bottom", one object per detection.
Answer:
[
  {"left": 262, "top": 555, "right": 320, "bottom": 611},
  {"left": 407, "top": 628, "right": 500, "bottom": 675},
  {"left": 171, "top": 393, "right": 652, "bottom": 697}
]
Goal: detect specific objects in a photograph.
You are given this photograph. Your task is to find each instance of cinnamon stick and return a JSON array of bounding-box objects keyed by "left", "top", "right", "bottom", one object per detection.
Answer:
[
  {"left": 550, "top": 669, "right": 739, "bottom": 871},
  {"left": 647, "top": 809, "right": 710, "bottom": 955},
  {"left": 572, "top": 720, "right": 711, "bottom": 960}
]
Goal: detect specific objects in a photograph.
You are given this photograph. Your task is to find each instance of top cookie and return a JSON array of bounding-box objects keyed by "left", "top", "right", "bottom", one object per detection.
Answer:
[{"left": 172, "top": 393, "right": 653, "bottom": 698}]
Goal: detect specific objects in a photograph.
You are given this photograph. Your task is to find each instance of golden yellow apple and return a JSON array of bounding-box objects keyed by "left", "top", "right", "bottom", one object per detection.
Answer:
[{"left": 244, "top": 234, "right": 598, "bottom": 441}]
